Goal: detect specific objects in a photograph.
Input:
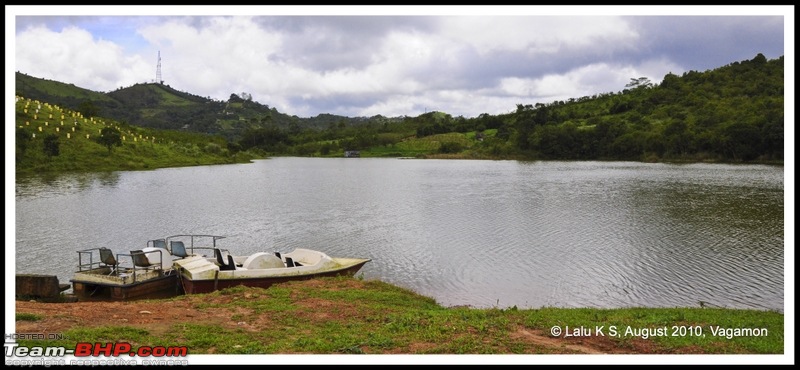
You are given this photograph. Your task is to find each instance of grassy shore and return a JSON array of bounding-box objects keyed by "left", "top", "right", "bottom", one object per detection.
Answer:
[{"left": 14, "top": 277, "right": 783, "bottom": 355}]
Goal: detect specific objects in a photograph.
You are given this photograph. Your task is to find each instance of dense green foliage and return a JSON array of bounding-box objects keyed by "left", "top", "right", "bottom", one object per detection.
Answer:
[
  {"left": 15, "top": 53, "right": 783, "bottom": 164},
  {"left": 232, "top": 54, "right": 783, "bottom": 162},
  {"left": 97, "top": 127, "right": 122, "bottom": 153}
]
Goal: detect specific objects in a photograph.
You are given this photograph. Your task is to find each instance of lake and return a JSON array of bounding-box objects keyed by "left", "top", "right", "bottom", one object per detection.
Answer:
[{"left": 14, "top": 158, "right": 784, "bottom": 311}]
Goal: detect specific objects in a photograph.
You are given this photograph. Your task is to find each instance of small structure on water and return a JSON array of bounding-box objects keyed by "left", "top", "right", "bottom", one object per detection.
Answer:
[
  {"left": 344, "top": 150, "right": 360, "bottom": 158},
  {"left": 16, "top": 274, "right": 71, "bottom": 302}
]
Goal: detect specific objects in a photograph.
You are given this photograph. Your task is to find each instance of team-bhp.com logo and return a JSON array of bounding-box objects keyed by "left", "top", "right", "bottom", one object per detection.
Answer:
[{"left": 5, "top": 340, "right": 188, "bottom": 366}]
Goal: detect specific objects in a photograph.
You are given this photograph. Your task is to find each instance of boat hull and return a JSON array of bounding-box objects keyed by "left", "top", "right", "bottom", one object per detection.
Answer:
[
  {"left": 70, "top": 273, "right": 180, "bottom": 301},
  {"left": 179, "top": 260, "right": 370, "bottom": 294}
]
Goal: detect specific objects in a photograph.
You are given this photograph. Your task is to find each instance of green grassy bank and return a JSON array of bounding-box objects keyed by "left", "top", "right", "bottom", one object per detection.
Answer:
[{"left": 15, "top": 277, "right": 783, "bottom": 355}]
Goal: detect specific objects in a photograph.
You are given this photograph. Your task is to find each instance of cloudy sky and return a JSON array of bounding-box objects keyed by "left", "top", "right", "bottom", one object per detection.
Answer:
[{"left": 7, "top": 6, "right": 790, "bottom": 119}]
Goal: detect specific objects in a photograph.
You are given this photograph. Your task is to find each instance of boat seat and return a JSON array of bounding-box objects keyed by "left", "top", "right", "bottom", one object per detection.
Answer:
[
  {"left": 214, "top": 248, "right": 236, "bottom": 271},
  {"left": 151, "top": 239, "right": 167, "bottom": 249},
  {"left": 214, "top": 248, "right": 225, "bottom": 265},
  {"left": 285, "top": 257, "right": 295, "bottom": 268},
  {"left": 225, "top": 255, "right": 237, "bottom": 271},
  {"left": 130, "top": 249, "right": 159, "bottom": 271},
  {"left": 99, "top": 247, "right": 118, "bottom": 275},
  {"left": 170, "top": 240, "right": 189, "bottom": 258}
]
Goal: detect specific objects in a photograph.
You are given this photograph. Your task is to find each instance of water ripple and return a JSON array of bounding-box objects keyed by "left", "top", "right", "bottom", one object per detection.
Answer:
[{"left": 15, "top": 159, "right": 784, "bottom": 311}]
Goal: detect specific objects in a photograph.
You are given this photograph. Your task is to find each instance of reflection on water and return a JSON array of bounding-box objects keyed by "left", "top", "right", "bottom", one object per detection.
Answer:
[
  {"left": 16, "top": 171, "right": 121, "bottom": 198},
  {"left": 15, "top": 159, "right": 784, "bottom": 311}
]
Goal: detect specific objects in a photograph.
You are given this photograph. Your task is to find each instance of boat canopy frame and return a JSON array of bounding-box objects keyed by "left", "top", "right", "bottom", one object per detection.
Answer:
[
  {"left": 146, "top": 234, "right": 229, "bottom": 258},
  {"left": 76, "top": 248, "right": 167, "bottom": 284}
]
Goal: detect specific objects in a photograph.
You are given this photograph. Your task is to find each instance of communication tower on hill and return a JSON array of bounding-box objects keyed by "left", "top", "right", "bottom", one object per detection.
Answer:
[{"left": 156, "top": 51, "right": 164, "bottom": 84}]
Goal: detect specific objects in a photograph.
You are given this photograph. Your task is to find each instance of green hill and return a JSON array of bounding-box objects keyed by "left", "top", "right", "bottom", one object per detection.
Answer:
[
  {"left": 503, "top": 53, "right": 784, "bottom": 162},
  {"left": 230, "top": 54, "right": 783, "bottom": 162},
  {"left": 16, "top": 72, "right": 118, "bottom": 109},
  {"left": 15, "top": 53, "right": 784, "bottom": 164},
  {"left": 13, "top": 95, "right": 259, "bottom": 176},
  {"left": 15, "top": 73, "right": 380, "bottom": 140}
]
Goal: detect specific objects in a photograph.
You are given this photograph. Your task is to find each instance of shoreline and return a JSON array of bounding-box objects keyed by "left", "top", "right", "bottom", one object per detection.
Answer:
[{"left": 14, "top": 277, "right": 785, "bottom": 356}]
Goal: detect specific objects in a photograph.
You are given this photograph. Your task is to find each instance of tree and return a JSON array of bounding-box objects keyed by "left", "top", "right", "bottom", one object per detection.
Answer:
[
  {"left": 751, "top": 53, "right": 767, "bottom": 65},
  {"left": 716, "top": 121, "right": 761, "bottom": 161},
  {"left": 238, "top": 126, "right": 290, "bottom": 152},
  {"left": 439, "top": 141, "right": 464, "bottom": 154},
  {"left": 77, "top": 100, "right": 99, "bottom": 118},
  {"left": 625, "top": 77, "right": 653, "bottom": 90},
  {"left": 660, "top": 72, "right": 682, "bottom": 90},
  {"left": 228, "top": 93, "right": 244, "bottom": 103},
  {"left": 761, "top": 118, "right": 783, "bottom": 159},
  {"left": 663, "top": 120, "right": 692, "bottom": 156},
  {"left": 43, "top": 134, "right": 60, "bottom": 158},
  {"left": 98, "top": 127, "right": 123, "bottom": 153},
  {"left": 16, "top": 128, "right": 31, "bottom": 158}
]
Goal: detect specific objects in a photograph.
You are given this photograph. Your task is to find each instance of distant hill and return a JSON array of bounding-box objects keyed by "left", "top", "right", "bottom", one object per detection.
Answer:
[
  {"left": 499, "top": 53, "right": 784, "bottom": 162},
  {"left": 15, "top": 53, "right": 784, "bottom": 163},
  {"left": 16, "top": 72, "right": 118, "bottom": 108},
  {"left": 14, "top": 72, "right": 381, "bottom": 140}
]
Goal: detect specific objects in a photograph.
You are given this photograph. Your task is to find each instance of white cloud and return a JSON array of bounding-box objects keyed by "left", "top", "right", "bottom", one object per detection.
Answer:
[
  {"left": 16, "top": 26, "right": 151, "bottom": 91},
  {"left": 11, "top": 11, "right": 786, "bottom": 118},
  {"left": 137, "top": 17, "right": 285, "bottom": 95},
  {"left": 440, "top": 16, "right": 638, "bottom": 56},
  {"left": 497, "top": 58, "right": 685, "bottom": 107},
  {"left": 357, "top": 97, "right": 414, "bottom": 118}
]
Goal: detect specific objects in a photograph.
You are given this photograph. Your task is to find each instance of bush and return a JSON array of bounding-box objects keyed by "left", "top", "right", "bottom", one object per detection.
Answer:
[
  {"left": 43, "top": 134, "right": 60, "bottom": 157},
  {"left": 204, "top": 142, "right": 221, "bottom": 154},
  {"left": 438, "top": 141, "right": 464, "bottom": 154}
]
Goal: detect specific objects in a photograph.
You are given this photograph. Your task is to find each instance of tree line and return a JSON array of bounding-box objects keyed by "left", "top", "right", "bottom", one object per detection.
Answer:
[
  {"left": 18, "top": 53, "right": 783, "bottom": 163},
  {"left": 235, "top": 54, "right": 783, "bottom": 162}
]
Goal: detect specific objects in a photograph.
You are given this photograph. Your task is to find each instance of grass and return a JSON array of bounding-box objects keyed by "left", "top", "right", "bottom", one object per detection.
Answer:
[
  {"left": 359, "top": 131, "right": 495, "bottom": 158},
  {"left": 14, "top": 277, "right": 784, "bottom": 355},
  {"left": 15, "top": 313, "right": 41, "bottom": 321},
  {"left": 524, "top": 306, "right": 783, "bottom": 354},
  {"left": 17, "top": 73, "right": 116, "bottom": 102},
  {"left": 14, "top": 96, "right": 262, "bottom": 176}
]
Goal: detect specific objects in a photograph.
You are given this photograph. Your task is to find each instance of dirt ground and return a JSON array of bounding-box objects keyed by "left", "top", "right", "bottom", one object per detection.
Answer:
[{"left": 15, "top": 281, "right": 671, "bottom": 355}]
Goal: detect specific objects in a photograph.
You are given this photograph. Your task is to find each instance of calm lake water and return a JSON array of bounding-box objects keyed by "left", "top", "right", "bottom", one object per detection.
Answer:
[{"left": 14, "top": 158, "right": 784, "bottom": 311}]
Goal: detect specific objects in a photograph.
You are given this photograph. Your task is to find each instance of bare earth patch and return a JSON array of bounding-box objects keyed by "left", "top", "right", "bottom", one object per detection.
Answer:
[
  {"left": 509, "top": 328, "right": 670, "bottom": 354},
  {"left": 15, "top": 298, "right": 242, "bottom": 338},
  {"left": 15, "top": 280, "right": 682, "bottom": 354}
]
